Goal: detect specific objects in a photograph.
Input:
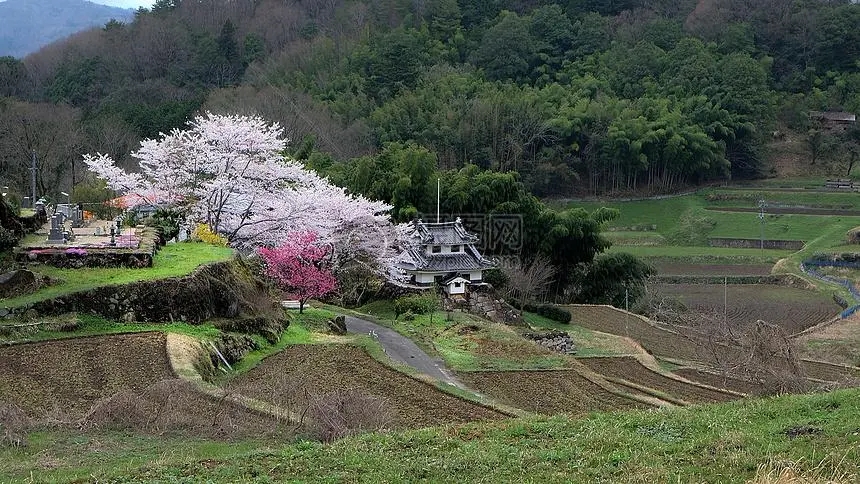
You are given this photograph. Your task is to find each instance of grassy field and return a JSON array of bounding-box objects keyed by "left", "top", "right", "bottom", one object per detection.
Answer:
[
  {"left": 4, "top": 388, "right": 859, "bottom": 482},
  {"left": 1, "top": 242, "right": 235, "bottom": 308}
]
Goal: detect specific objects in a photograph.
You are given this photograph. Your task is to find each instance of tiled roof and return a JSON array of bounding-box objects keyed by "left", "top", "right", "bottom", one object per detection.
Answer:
[
  {"left": 397, "top": 247, "right": 494, "bottom": 272},
  {"left": 410, "top": 219, "right": 479, "bottom": 244}
]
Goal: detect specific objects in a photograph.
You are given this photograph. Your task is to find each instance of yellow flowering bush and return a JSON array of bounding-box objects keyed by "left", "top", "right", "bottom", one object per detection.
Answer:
[{"left": 191, "top": 223, "right": 228, "bottom": 246}]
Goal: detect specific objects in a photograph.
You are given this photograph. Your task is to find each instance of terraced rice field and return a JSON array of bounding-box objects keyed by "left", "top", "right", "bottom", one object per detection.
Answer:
[
  {"left": 457, "top": 369, "right": 649, "bottom": 415},
  {"left": 565, "top": 305, "right": 703, "bottom": 361},
  {"left": 0, "top": 332, "right": 175, "bottom": 416},
  {"left": 672, "top": 368, "right": 765, "bottom": 396},
  {"left": 652, "top": 263, "right": 773, "bottom": 277},
  {"left": 577, "top": 357, "right": 737, "bottom": 404},
  {"left": 232, "top": 344, "right": 506, "bottom": 429},
  {"left": 799, "top": 359, "right": 860, "bottom": 382},
  {"left": 651, "top": 284, "right": 839, "bottom": 334}
]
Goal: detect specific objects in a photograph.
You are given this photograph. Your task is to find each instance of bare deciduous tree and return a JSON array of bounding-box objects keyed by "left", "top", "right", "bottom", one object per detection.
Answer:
[{"left": 501, "top": 255, "right": 556, "bottom": 303}]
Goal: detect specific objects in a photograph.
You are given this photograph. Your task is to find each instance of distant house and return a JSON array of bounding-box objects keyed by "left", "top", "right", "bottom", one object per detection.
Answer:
[
  {"left": 809, "top": 111, "right": 856, "bottom": 132},
  {"left": 397, "top": 218, "right": 495, "bottom": 295},
  {"left": 105, "top": 192, "right": 173, "bottom": 218}
]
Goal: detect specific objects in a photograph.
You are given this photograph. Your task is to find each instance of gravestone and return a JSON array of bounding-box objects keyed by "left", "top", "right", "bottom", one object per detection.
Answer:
[{"left": 46, "top": 214, "right": 65, "bottom": 244}]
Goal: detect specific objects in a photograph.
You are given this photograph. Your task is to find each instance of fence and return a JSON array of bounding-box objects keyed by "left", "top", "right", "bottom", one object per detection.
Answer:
[{"left": 800, "top": 259, "right": 860, "bottom": 319}]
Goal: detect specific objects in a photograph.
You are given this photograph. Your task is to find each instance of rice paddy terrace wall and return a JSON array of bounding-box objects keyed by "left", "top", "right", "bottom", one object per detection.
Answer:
[{"left": 1, "top": 259, "right": 285, "bottom": 332}]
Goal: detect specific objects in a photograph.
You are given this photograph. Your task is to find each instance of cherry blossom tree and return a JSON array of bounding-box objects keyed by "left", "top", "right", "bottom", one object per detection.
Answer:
[
  {"left": 82, "top": 112, "right": 407, "bottom": 278},
  {"left": 258, "top": 231, "right": 337, "bottom": 313}
]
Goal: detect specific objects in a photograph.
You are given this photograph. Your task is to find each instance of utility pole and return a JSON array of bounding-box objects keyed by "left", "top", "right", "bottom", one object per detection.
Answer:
[
  {"left": 436, "top": 178, "right": 440, "bottom": 223},
  {"left": 758, "top": 199, "right": 767, "bottom": 254},
  {"left": 624, "top": 286, "right": 629, "bottom": 338},
  {"left": 30, "top": 150, "right": 37, "bottom": 204}
]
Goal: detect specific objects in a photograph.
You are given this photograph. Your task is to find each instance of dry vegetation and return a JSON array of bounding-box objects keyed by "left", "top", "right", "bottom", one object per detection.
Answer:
[
  {"left": 230, "top": 344, "right": 506, "bottom": 430},
  {"left": 651, "top": 283, "right": 839, "bottom": 335},
  {"left": 0, "top": 332, "right": 176, "bottom": 416},
  {"left": 578, "top": 356, "right": 738, "bottom": 404},
  {"left": 457, "top": 369, "right": 650, "bottom": 416}
]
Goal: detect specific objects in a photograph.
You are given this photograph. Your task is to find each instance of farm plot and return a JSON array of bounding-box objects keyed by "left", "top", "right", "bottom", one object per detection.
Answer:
[
  {"left": 652, "top": 263, "right": 773, "bottom": 277},
  {"left": 457, "top": 370, "right": 649, "bottom": 416},
  {"left": 0, "top": 332, "right": 175, "bottom": 416},
  {"left": 578, "top": 357, "right": 738, "bottom": 404},
  {"left": 232, "top": 344, "right": 505, "bottom": 429},
  {"left": 652, "top": 284, "right": 839, "bottom": 334},
  {"left": 565, "top": 305, "right": 704, "bottom": 362},
  {"left": 672, "top": 368, "right": 765, "bottom": 396},
  {"left": 433, "top": 323, "right": 570, "bottom": 371}
]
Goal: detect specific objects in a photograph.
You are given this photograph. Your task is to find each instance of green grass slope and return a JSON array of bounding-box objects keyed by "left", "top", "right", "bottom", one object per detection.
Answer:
[
  {"left": 4, "top": 388, "right": 858, "bottom": 482},
  {"left": 2, "top": 243, "right": 235, "bottom": 308}
]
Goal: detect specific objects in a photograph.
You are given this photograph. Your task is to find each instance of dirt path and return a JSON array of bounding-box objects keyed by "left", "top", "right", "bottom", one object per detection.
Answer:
[{"left": 344, "top": 316, "right": 462, "bottom": 388}]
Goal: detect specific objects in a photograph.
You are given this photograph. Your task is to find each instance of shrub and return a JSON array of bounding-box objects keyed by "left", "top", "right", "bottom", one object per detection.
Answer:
[
  {"left": 531, "top": 304, "right": 571, "bottom": 323},
  {"left": 394, "top": 294, "right": 438, "bottom": 318},
  {"left": 192, "top": 223, "right": 228, "bottom": 246},
  {"left": 0, "top": 402, "right": 30, "bottom": 448},
  {"left": 308, "top": 389, "right": 394, "bottom": 442},
  {"left": 401, "top": 310, "right": 415, "bottom": 321},
  {"left": 511, "top": 300, "right": 571, "bottom": 324}
]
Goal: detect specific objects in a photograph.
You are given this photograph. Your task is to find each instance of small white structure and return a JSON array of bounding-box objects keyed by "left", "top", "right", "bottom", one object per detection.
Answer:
[{"left": 397, "top": 218, "right": 494, "bottom": 295}]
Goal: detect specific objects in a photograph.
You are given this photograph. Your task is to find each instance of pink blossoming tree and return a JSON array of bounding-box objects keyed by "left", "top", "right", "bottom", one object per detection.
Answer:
[
  {"left": 82, "top": 112, "right": 408, "bottom": 280},
  {"left": 258, "top": 231, "right": 337, "bottom": 313}
]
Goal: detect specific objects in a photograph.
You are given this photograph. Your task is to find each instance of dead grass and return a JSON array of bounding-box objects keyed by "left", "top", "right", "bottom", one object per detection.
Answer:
[
  {"left": 749, "top": 457, "right": 857, "bottom": 484},
  {"left": 0, "top": 402, "right": 30, "bottom": 448},
  {"left": 78, "top": 379, "right": 289, "bottom": 440},
  {"left": 308, "top": 389, "right": 395, "bottom": 443}
]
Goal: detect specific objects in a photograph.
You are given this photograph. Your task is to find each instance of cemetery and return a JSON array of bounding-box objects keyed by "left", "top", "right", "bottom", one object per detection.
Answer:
[{"left": 13, "top": 198, "right": 161, "bottom": 268}]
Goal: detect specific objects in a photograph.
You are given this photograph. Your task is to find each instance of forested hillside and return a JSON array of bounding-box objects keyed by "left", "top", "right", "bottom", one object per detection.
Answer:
[{"left": 1, "top": 0, "right": 859, "bottom": 202}]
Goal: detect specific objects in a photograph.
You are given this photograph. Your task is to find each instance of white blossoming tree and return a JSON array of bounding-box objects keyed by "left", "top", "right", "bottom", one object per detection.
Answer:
[{"left": 83, "top": 112, "right": 405, "bottom": 278}]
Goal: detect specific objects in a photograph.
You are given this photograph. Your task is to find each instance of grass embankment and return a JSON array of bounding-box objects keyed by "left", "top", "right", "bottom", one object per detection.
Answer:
[
  {"left": 559, "top": 188, "right": 860, "bottom": 299},
  {"left": 1, "top": 242, "right": 235, "bottom": 308},
  {"left": 4, "top": 388, "right": 859, "bottom": 482}
]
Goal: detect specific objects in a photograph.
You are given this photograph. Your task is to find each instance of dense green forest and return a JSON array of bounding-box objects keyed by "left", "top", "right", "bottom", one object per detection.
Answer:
[{"left": 2, "top": 0, "right": 860, "bottom": 202}]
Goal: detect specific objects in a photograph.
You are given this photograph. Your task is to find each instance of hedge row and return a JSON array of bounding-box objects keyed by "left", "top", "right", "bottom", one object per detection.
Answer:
[{"left": 511, "top": 300, "right": 571, "bottom": 324}]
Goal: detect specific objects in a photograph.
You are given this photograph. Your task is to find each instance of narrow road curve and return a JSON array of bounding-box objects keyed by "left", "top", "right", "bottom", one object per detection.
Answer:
[{"left": 343, "top": 316, "right": 463, "bottom": 388}]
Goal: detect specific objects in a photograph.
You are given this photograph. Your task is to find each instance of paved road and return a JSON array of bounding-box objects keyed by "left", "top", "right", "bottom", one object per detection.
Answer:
[{"left": 344, "top": 316, "right": 462, "bottom": 388}]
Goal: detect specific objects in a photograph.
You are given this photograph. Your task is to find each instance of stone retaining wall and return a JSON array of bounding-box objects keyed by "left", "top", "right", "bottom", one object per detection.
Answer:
[
  {"left": 1, "top": 259, "right": 286, "bottom": 338},
  {"left": 708, "top": 238, "right": 804, "bottom": 250},
  {"left": 708, "top": 237, "right": 804, "bottom": 250}
]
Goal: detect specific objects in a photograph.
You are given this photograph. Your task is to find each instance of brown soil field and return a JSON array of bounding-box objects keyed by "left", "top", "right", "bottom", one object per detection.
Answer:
[
  {"left": 653, "top": 263, "right": 773, "bottom": 277},
  {"left": 232, "top": 344, "right": 506, "bottom": 429},
  {"left": 652, "top": 284, "right": 839, "bottom": 335},
  {"left": 672, "top": 368, "right": 766, "bottom": 396},
  {"left": 565, "top": 305, "right": 856, "bottom": 386},
  {"left": 566, "top": 305, "right": 704, "bottom": 362},
  {"left": 799, "top": 359, "right": 860, "bottom": 382},
  {"left": 457, "top": 370, "right": 649, "bottom": 416},
  {"left": 578, "top": 357, "right": 738, "bottom": 404},
  {"left": 0, "top": 332, "right": 176, "bottom": 416}
]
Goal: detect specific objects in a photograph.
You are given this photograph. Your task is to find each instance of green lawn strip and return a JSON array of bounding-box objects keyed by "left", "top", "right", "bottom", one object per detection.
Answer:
[
  {"left": 0, "top": 314, "right": 221, "bottom": 344},
  {"left": 12, "top": 388, "right": 857, "bottom": 483},
  {"left": 605, "top": 245, "right": 793, "bottom": 260},
  {"left": 2, "top": 243, "right": 235, "bottom": 308},
  {"left": 0, "top": 430, "right": 274, "bottom": 483}
]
